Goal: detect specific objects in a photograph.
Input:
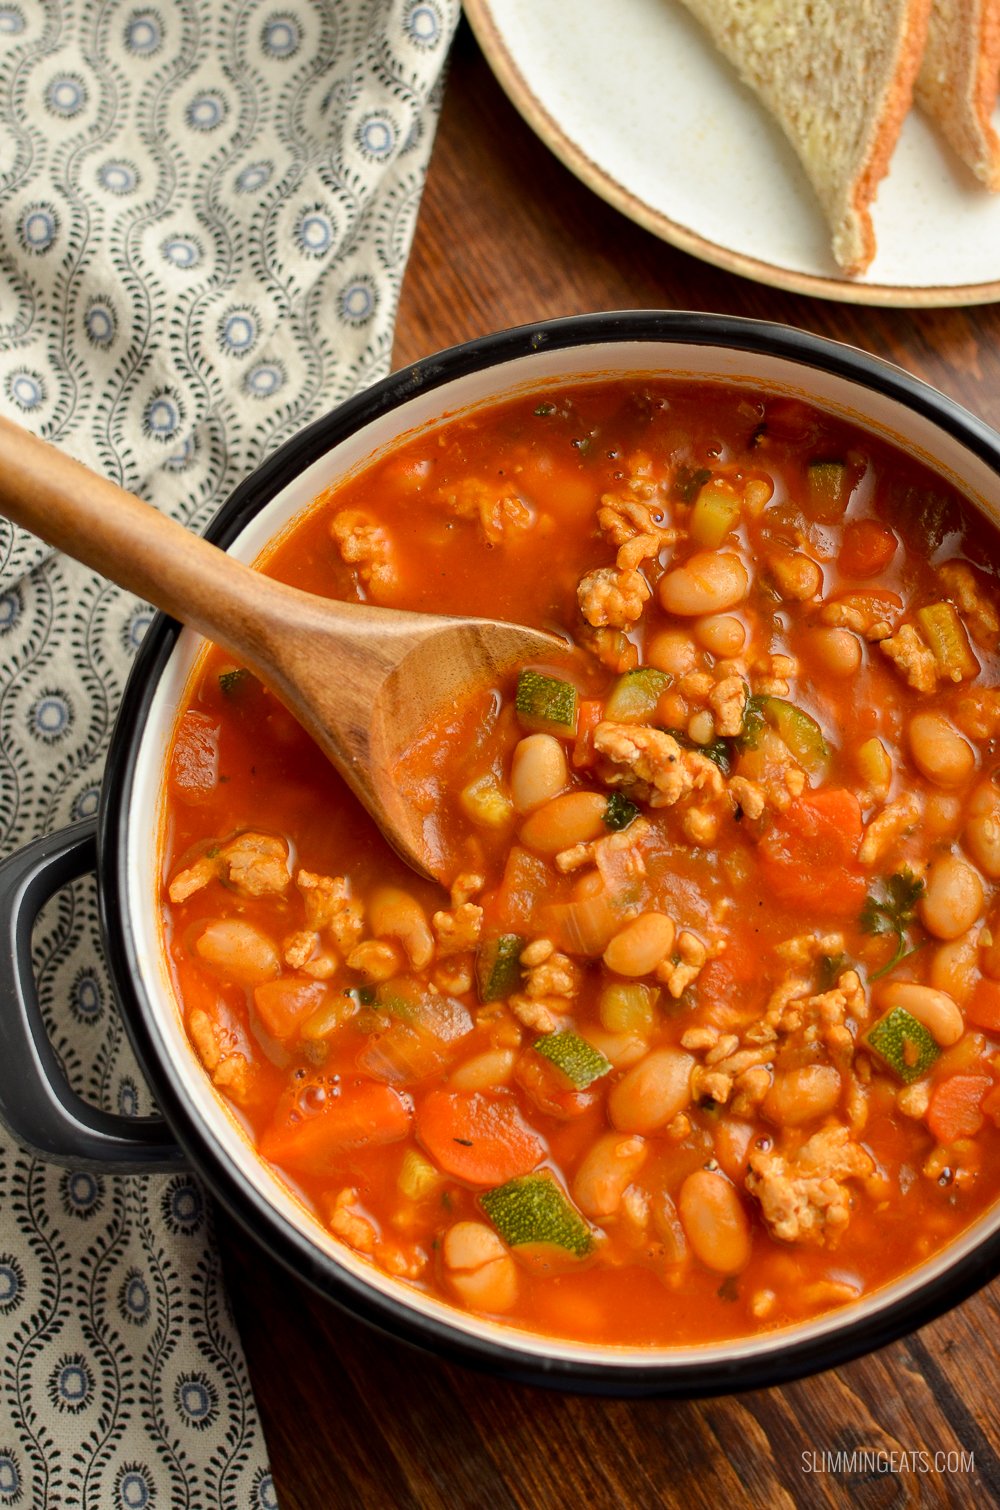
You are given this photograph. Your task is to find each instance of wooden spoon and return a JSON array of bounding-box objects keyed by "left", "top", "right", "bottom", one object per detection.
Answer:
[{"left": 0, "top": 416, "right": 568, "bottom": 883}]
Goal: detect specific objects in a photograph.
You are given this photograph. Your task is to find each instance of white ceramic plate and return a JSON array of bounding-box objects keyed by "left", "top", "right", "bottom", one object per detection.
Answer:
[{"left": 464, "top": 0, "right": 1000, "bottom": 307}]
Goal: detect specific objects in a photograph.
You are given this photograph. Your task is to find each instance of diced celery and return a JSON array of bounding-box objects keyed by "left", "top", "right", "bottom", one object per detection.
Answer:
[
  {"left": 858, "top": 736, "right": 891, "bottom": 793},
  {"left": 397, "top": 1148, "right": 443, "bottom": 1201},
  {"left": 598, "top": 980, "right": 658, "bottom": 1035},
  {"left": 532, "top": 1030, "right": 612, "bottom": 1089},
  {"left": 604, "top": 667, "right": 669, "bottom": 723},
  {"left": 460, "top": 773, "right": 514, "bottom": 829},
  {"left": 689, "top": 482, "right": 741, "bottom": 548},
  {"left": 476, "top": 933, "right": 524, "bottom": 1003},
  {"left": 376, "top": 978, "right": 472, "bottom": 1041},
  {"left": 763, "top": 698, "right": 830, "bottom": 777},
  {"left": 515, "top": 670, "right": 579, "bottom": 737},
  {"left": 916, "top": 602, "right": 979, "bottom": 682},
  {"left": 603, "top": 791, "right": 640, "bottom": 831},
  {"left": 865, "top": 1007, "right": 939, "bottom": 1084},
  {"left": 806, "top": 460, "right": 850, "bottom": 522},
  {"left": 481, "top": 1172, "right": 592, "bottom": 1258}
]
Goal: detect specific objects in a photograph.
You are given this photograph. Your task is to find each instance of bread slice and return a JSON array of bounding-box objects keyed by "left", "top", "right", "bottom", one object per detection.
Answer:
[
  {"left": 916, "top": 0, "right": 1000, "bottom": 189},
  {"left": 676, "top": 0, "right": 933, "bottom": 275}
]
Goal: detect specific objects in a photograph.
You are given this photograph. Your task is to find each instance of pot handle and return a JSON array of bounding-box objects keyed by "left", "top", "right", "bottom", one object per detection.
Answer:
[{"left": 0, "top": 820, "right": 185, "bottom": 1170}]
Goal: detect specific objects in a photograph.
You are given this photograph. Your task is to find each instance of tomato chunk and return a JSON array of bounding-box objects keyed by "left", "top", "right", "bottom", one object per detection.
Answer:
[{"left": 757, "top": 789, "right": 866, "bottom": 915}]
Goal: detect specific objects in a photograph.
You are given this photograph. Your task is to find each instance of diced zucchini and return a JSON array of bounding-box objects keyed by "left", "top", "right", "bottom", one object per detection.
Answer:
[
  {"left": 603, "top": 791, "right": 640, "bottom": 831},
  {"left": 763, "top": 698, "right": 830, "bottom": 777},
  {"left": 532, "top": 1030, "right": 612, "bottom": 1089},
  {"left": 689, "top": 482, "right": 741, "bottom": 549},
  {"left": 604, "top": 667, "right": 669, "bottom": 723},
  {"left": 515, "top": 670, "right": 579, "bottom": 737},
  {"left": 219, "top": 667, "right": 252, "bottom": 695},
  {"left": 476, "top": 933, "right": 524, "bottom": 1003},
  {"left": 858, "top": 736, "right": 891, "bottom": 794},
  {"left": 598, "top": 980, "right": 658, "bottom": 1035},
  {"left": 865, "top": 1007, "right": 940, "bottom": 1084},
  {"left": 806, "top": 460, "right": 850, "bottom": 522},
  {"left": 916, "top": 602, "right": 979, "bottom": 682},
  {"left": 460, "top": 773, "right": 514, "bottom": 829},
  {"left": 397, "top": 1148, "right": 443, "bottom": 1201},
  {"left": 481, "top": 1172, "right": 592, "bottom": 1258}
]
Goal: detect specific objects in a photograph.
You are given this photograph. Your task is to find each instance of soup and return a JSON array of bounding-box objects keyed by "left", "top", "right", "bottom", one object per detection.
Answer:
[{"left": 159, "top": 380, "right": 1000, "bottom": 1346}]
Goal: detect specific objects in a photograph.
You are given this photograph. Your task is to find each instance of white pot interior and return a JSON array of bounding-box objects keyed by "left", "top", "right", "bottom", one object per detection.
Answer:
[{"left": 124, "top": 334, "right": 1000, "bottom": 1370}]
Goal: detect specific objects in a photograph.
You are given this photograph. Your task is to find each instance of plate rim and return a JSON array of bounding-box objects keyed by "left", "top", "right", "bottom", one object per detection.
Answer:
[{"left": 463, "top": 0, "right": 1000, "bottom": 309}]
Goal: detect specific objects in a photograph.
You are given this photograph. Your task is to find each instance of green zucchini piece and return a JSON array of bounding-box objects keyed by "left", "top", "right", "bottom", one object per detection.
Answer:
[
  {"left": 533, "top": 1030, "right": 612, "bottom": 1089},
  {"left": 515, "top": 670, "right": 579, "bottom": 737},
  {"left": 219, "top": 667, "right": 252, "bottom": 695},
  {"left": 603, "top": 791, "right": 640, "bottom": 830},
  {"left": 481, "top": 1172, "right": 592, "bottom": 1258},
  {"left": 689, "top": 482, "right": 741, "bottom": 548},
  {"left": 865, "top": 1007, "right": 940, "bottom": 1084},
  {"left": 604, "top": 667, "right": 669, "bottom": 723},
  {"left": 738, "top": 695, "right": 829, "bottom": 776},
  {"left": 806, "top": 460, "right": 850, "bottom": 522},
  {"left": 476, "top": 933, "right": 525, "bottom": 1003},
  {"left": 915, "top": 602, "right": 978, "bottom": 681}
]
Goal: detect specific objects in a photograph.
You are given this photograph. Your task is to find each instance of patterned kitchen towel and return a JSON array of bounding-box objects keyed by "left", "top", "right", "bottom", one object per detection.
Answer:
[{"left": 0, "top": 0, "right": 458, "bottom": 1505}]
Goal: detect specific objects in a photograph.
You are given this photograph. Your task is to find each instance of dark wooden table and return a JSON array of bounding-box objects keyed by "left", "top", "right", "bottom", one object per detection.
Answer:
[{"left": 218, "top": 21, "right": 1000, "bottom": 1508}]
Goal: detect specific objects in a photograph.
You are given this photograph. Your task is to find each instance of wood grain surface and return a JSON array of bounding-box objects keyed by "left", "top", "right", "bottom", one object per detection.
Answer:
[{"left": 218, "top": 21, "right": 1000, "bottom": 1508}]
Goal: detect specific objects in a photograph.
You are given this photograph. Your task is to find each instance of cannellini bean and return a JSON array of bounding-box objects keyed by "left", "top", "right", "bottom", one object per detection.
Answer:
[
  {"left": 879, "top": 981, "right": 965, "bottom": 1047},
  {"left": 924, "top": 793, "right": 962, "bottom": 839},
  {"left": 448, "top": 1048, "right": 517, "bottom": 1092},
  {"left": 693, "top": 614, "right": 747, "bottom": 657},
  {"left": 442, "top": 1222, "right": 517, "bottom": 1313},
  {"left": 930, "top": 929, "right": 979, "bottom": 1004},
  {"left": 603, "top": 912, "right": 675, "bottom": 976},
  {"left": 761, "top": 1064, "right": 842, "bottom": 1127},
  {"left": 572, "top": 1132, "right": 648, "bottom": 1218},
  {"left": 920, "top": 853, "right": 984, "bottom": 940},
  {"left": 510, "top": 733, "right": 569, "bottom": 815},
  {"left": 805, "top": 626, "right": 862, "bottom": 677},
  {"left": 608, "top": 1048, "right": 694, "bottom": 1133},
  {"left": 979, "top": 919, "right": 1000, "bottom": 981},
  {"left": 769, "top": 550, "right": 822, "bottom": 602},
  {"left": 711, "top": 1119, "right": 755, "bottom": 1183},
  {"left": 519, "top": 791, "right": 609, "bottom": 854},
  {"left": 194, "top": 920, "right": 280, "bottom": 982},
  {"left": 678, "top": 1169, "right": 751, "bottom": 1275},
  {"left": 369, "top": 886, "right": 434, "bottom": 968},
  {"left": 963, "top": 783, "right": 1000, "bottom": 878},
  {"left": 580, "top": 1028, "right": 648, "bottom": 1068},
  {"left": 908, "top": 712, "right": 975, "bottom": 788},
  {"left": 646, "top": 629, "right": 697, "bottom": 676},
  {"left": 658, "top": 551, "right": 749, "bottom": 617}
]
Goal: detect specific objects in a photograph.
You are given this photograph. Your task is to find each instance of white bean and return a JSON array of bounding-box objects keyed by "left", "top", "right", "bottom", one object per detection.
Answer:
[
  {"left": 761, "top": 1064, "right": 842, "bottom": 1127},
  {"left": 908, "top": 712, "right": 975, "bottom": 788},
  {"left": 879, "top": 981, "right": 965, "bottom": 1046},
  {"left": 658, "top": 552, "right": 749, "bottom": 617},
  {"left": 195, "top": 920, "right": 280, "bottom": 982},
  {"left": 920, "top": 853, "right": 984, "bottom": 940},
  {"left": 442, "top": 1222, "right": 517, "bottom": 1313},
  {"left": 572, "top": 1132, "right": 647, "bottom": 1218},
  {"left": 510, "top": 734, "right": 569, "bottom": 815},
  {"left": 369, "top": 887, "right": 434, "bottom": 968},
  {"left": 964, "top": 783, "right": 1000, "bottom": 877},
  {"left": 930, "top": 930, "right": 979, "bottom": 1005},
  {"left": 693, "top": 614, "right": 747, "bottom": 657},
  {"left": 805, "top": 626, "right": 862, "bottom": 677},
  {"left": 646, "top": 629, "right": 698, "bottom": 677},
  {"left": 519, "top": 791, "right": 608, "bottom": 854},
  {"left": 678, "top": 1169, "right": 751, "bottom": 1274},
  {"left": 608, "top": 1048, "right": 694, "bottom": 1133},
  {"left": 448, "top": 1048, "right": 517, "bottom": 1092},
  {"left": 603, "top": 913, "right": 675, "bottom": 977}
]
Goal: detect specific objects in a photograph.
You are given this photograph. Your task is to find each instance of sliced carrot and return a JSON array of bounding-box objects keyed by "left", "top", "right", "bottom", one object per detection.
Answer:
[
  {"left": 982, "top": 1084, "right": 1000, "bottom": 1128},
  {"left": 966, "top": 977, "right": 1000, "bottom": 1032},
  {"left": 259, "top": 1079, "right": 411, "bottom": 1174},
  {"left": 572, "top": 699, "right": 604, "bottom": 769},
  {"left": 838, "top": 519, "right": 898, "bottom": 579},
  {"left": 757, "top": 788, "right": 867, "bottom": 915},
  {"left": 926, "top": 1075, "right": 991, "bottom": 1145},
  {"left": 416, "top": 1090, "right": 544, "bottom": 1186}
]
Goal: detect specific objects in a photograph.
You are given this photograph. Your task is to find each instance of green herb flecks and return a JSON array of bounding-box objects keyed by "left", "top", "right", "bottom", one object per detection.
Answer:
[{"left": 860, "top": 870, "right": 926, "bottom": 981}]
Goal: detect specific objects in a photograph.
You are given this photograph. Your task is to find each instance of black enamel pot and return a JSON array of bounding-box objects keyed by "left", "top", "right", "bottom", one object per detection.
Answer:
[{"left": 3, "top": 311, "right": 1000, "bottom": 1395}]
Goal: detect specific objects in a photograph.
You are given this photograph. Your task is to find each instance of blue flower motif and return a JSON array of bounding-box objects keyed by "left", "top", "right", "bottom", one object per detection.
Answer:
[
  {"left": 61, "top": 1169, "right": 105, "bottom": 1219},
  {"left": 119, "top": 1267, "right": 150, "bottom": 1325},
  {"left": 295, "top": 206, "right": 334, "bottom": 257},
  {"left": 30, "top": 690, "right": 73, "bottom": 743},
  {"left": 5, "top": 369, "right": 45, "bottom": 411},
  {"left": 84, "top": 297, "right": 117, "bottom": 347},
  {"left": 252, "top": 1469, "right": 279, "bottom": 1510},
  {"left": 162, "top": 433, "right": 197, "bottom": 472},
  {"left": 0, "top": 588, "right": 22, "bottom": 634},
  {"left": 0, "top": 1451, "right": 20, "bottom": 1501},
  {"left": 160, "top": 234, "right": 202, "bottom": 269},
  {"left": 234, "top": 160, "right": 273, "bottom": 195},
  {"left": 339, "top": 278, "right": 376, "bottom": 326},
  {"left": 124, "top": 9, "right": 162, "bottom": 54},
  {"left": 115, "top": 1463, "right": 154, "bottom": 1508},
  {"left": 122, "top": 603, "right": 153, "bottom": 653},
  {"left": 218, "top": 306, "right": 258, "bottom": 356},
  {"left": 117, "top": 1077, "right": 139, "bottom": 1118},
  {"left": 70, "top": 967, "right": 102, "bottom": 1023},
  {"left": 261, "top": 12, "right": 300, "bottom": 58},
  {"left": 186, "top": 92, "right": 226, "bottom": 131},
  {"left": 405, "top": 1, "right": 442, "bottom": 48},
  {"left": 0, "top": 7, "right": 24, "bottom": 35},
  {"left": 243, "top": 361, "right": 285, "bottom": 399},
  {"left": 98, "top": 160, "right": 139, "bottom": 195},
  {"left": 143, "top": 390, "right": 182, "bottom": 441},
  {"left": 174, "top": 1371, "right": 218, "bottom": 1430},
  {"left": 161, "top": 1174, "right": 203, "bottom": 1234},
  {"left": 46, "top": 74, "right": 87, "bottom": 117},
  {"left": 355, "top": 112, "right": 395, "bottom": 160},
  {"left": 19, "top": 203, "right": 58, "bottom": 253},
  {"left": 71, "top": 783, "right": 100, "bottom": 821},
  {"left": 0, "top": 1257, "right": 24, "bottom": 1315},
  {"left": 49, "top": 1352, "right": 94, "bottom": 1413}
]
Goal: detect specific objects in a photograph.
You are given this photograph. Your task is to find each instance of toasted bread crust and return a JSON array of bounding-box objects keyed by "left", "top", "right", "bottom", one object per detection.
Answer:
[{"left": 917, "top": 0, "right": 1000, "bottom": 189}]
